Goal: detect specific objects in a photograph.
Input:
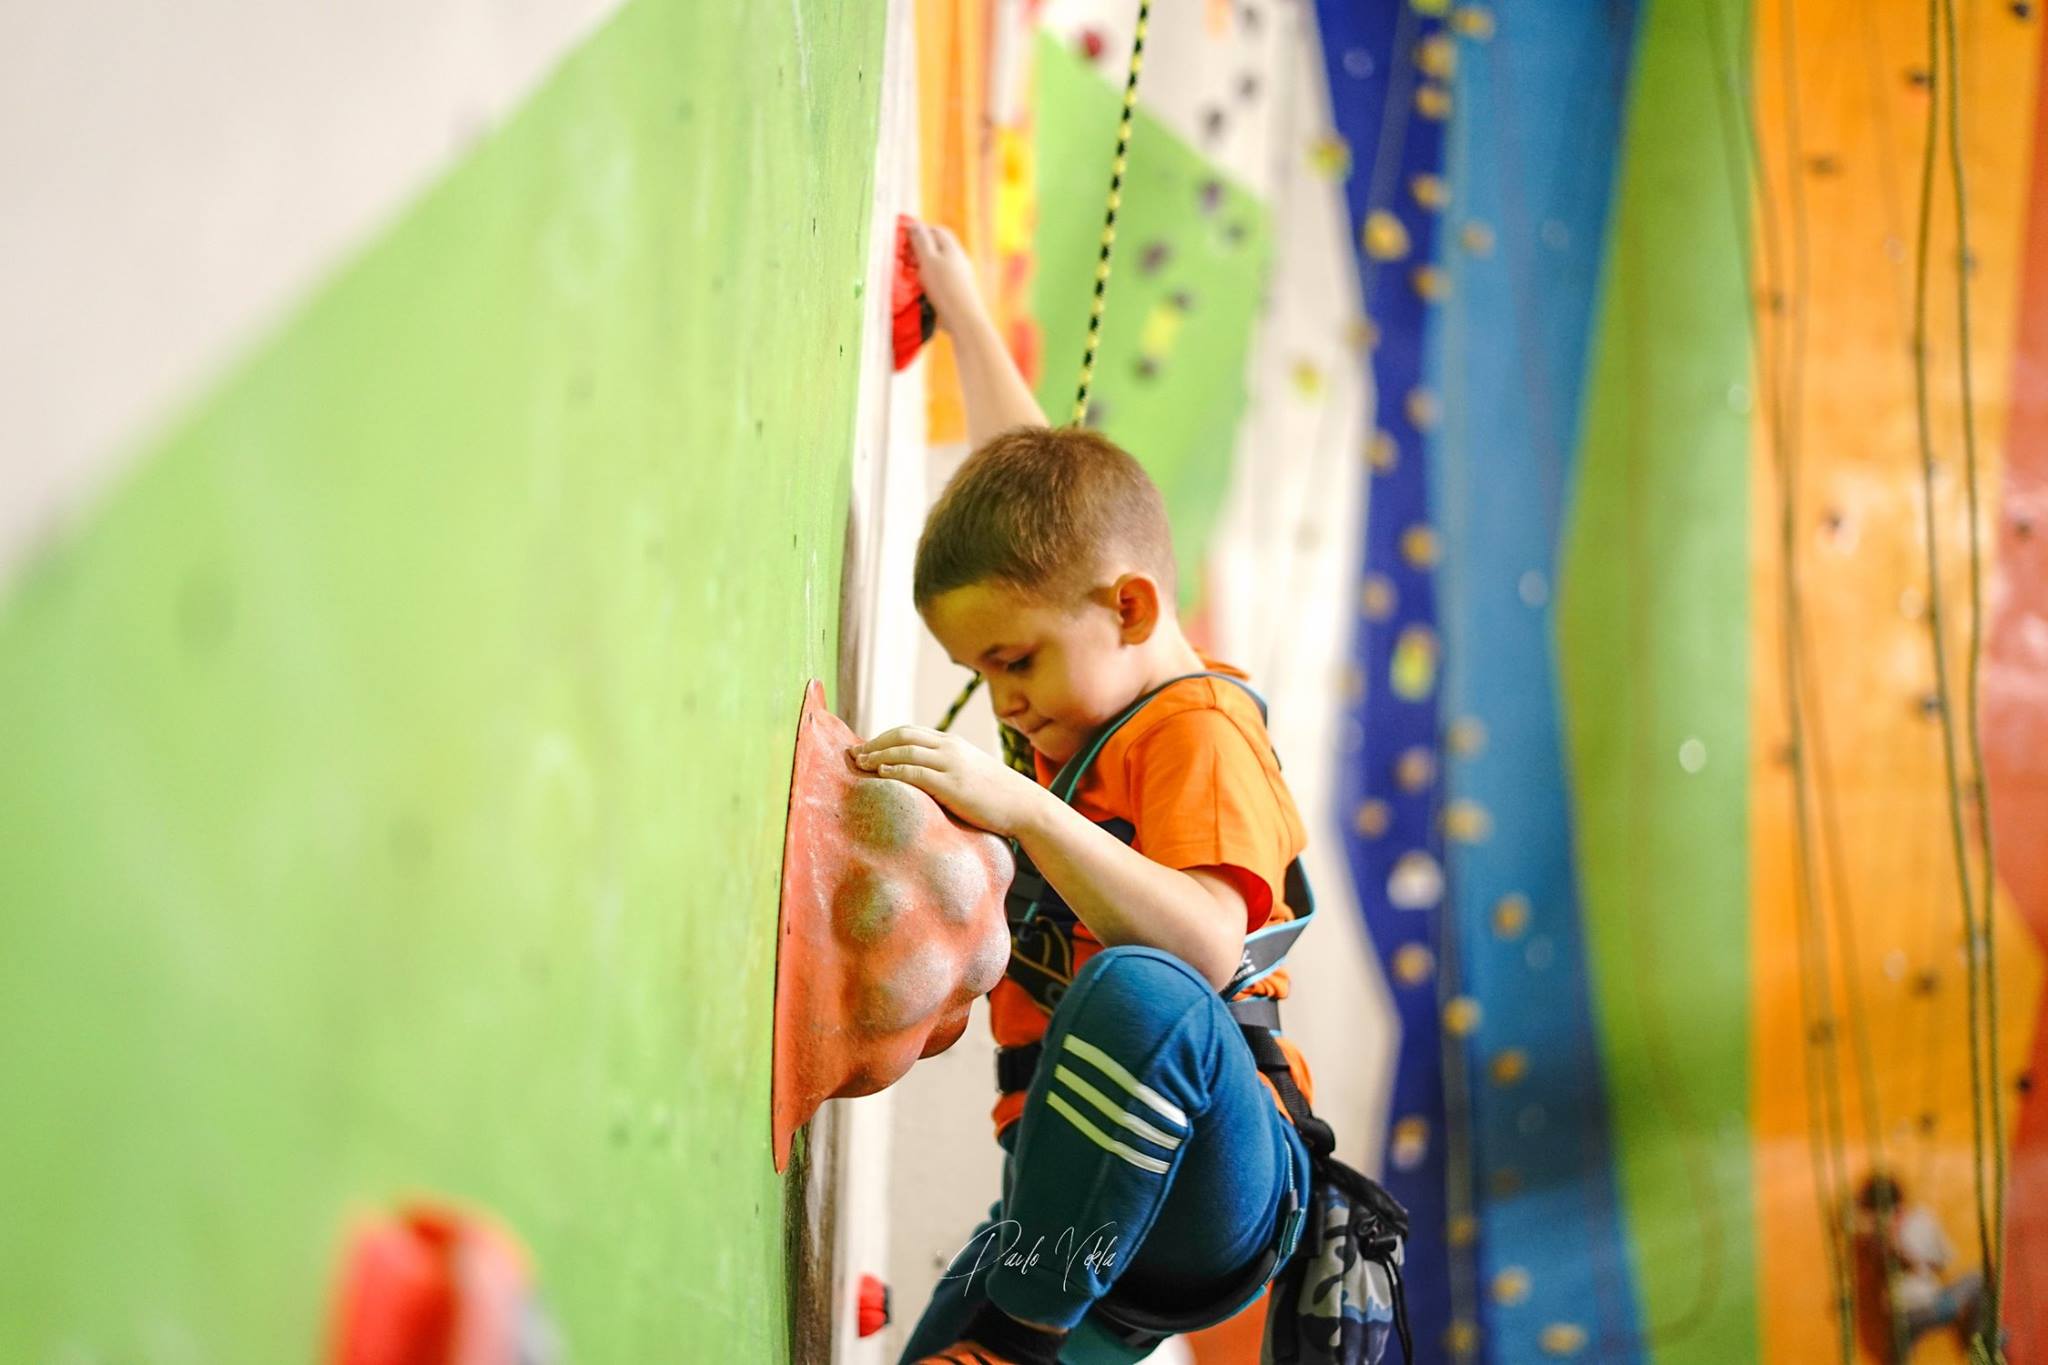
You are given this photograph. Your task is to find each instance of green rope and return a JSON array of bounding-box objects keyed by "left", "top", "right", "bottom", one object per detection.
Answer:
[
  {"left": 1911, "top": 0, "right": 2003, "bottom": 1355},
  {"left": 1705, "top": 0, "right": 1867, "bottom": 1346},
  {"left": 1937, "top": 0, "right": 2007, "bottom": 1349},
  {"left": 1767, "top": 2, "right": 1876, "bottom": 1353}
]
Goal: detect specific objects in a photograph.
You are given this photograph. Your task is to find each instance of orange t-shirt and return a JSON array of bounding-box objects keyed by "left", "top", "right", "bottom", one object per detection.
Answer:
[{"left": 987, "top": 657, "right": 1317, "bottom": 1140}]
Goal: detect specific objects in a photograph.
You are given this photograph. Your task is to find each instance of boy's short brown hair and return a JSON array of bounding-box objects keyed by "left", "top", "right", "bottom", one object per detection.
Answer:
[{"left": 913, "top": 425, "right": 1177, "bottom": 610}]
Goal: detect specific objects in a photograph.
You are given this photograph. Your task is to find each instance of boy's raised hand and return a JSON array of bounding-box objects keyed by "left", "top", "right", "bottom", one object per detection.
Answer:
[
  {"left": 851, "top": 726, "right": 1047, "bottom": 837},
  {"left": 907, "top": 222, "right": 987, "bottom": 336}
]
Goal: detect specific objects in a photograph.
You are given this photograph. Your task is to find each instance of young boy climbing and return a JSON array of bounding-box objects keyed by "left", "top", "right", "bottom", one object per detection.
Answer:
[{"left": 853, "top": 221, "right": 1319, "bottom": 1365}]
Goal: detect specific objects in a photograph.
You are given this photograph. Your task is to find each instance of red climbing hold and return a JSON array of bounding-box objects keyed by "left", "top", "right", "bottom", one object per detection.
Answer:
[
  {"left": 858, "top": 1273, "right": 891, "bottom": 1336},
  {"left": 327, "top": 1203, "right": 550, "bottom": 1365},
  {"left": 892, "top": 214, "right": 937, "bottom": 371}
]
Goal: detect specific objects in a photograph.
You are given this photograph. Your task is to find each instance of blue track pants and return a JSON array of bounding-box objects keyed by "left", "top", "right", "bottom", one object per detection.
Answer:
[{"left": 899, "top": 945, "right": 1311, "bottom": 1363}]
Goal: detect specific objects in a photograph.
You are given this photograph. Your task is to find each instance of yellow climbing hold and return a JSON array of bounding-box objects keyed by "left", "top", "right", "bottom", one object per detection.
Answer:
[
  {"left": 1361, "top": 573, "right": 1398, "bottom": 620},
  {"left": 1364, "top": 210, "right": 1412, "bottom": 261},
  {"left": 1138, "top": 300, "right": 1184, "bottom": 357},
  {"left": 1291, "top": 359, "right": 1326, "bottom": 398},
  {"left": 1368, "top": 429, "right": 1398, "bottom": 472},
  {"left": 1309, "top": 134, "right": 1352, "bottom": 180},
  {"left": 1490, "top": 1048, "right": 1529, "bottom": 1086},
  {"left": 1351, "top": 316, "right": 1382, "bottom": 351},
  {"left": 1447, "top": 1213, "right": 1479, "bottom": 1247},
  {"left": 1391, "top": 1114, "right": 1431, "bottom": 1169},
  {"left": 1395, "top": 743, "right": 1437, "bottom": 791},
  {"left": 1391, "top": 626, "right": 1439, "bottom": 701},
  {"left": 1401, "top": 524, "right": 1441, "bottom": 569},
  {"left": 1416, "top": 83, "right": 1453, "bottom": 120},
  {"left": 1417, "top": 33, "right": 1458, "bottom": 80},
  {"left": 1443, "top": 995, "right": 1483, "bottom": 1035},
  {"left": 1443, "top": 799, "right": 1492, "bottom": 842},
  {"left": 1493, "top": 892, "right": 1531, "bottom": 938},
  {"left": 1540, "top": 1323, "right": 1589, "bottom": 1357},
  {"left": 1406, "top": 387, "right": 1441, "bottom": 430},
  {"left": 1410, "top": 172, "right": 1451, "bottom": 210},
  {"left": 1393, "top": 942, "right": 1436, "bottom": 985},
  {"left": 1354, "top": 798, "right": 1393, "bottom": 838},
  {"left": 1412, "top": 264, "right": 1452, "bottom": 301},
  {"left": 1460, "top": 221, "right": 1496, "bottom": 256},
  {"left": 1445, "top": 1321, "right": 1481, "bottom": 1356},
  {"left": 1454, "top": 5, "right": 1498, "bottom": 40},
  {"left": 1447, "top": 716, "right": 1488, "bottom": 757},
  {"left": 1411, "top": 0, "right": 1452, "bottom": 14},
  {"left": 1491, "top": 1266, "right": 1531, "bottom": 1306}
]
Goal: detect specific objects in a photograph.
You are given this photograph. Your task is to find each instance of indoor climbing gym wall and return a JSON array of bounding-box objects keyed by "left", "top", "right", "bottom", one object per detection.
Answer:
[
  {"left": 879, "top": 4, "right": 1393, "bottom": 1358},
  {"left": 9, "top": 1, "right": 2048, "bottom": 1363},
  {"left": 1319, "top": 0, "right": 2048, "bottom": 1362},
  {"left": 0, "top": 2, "right": 889, "bottom": 1359}
]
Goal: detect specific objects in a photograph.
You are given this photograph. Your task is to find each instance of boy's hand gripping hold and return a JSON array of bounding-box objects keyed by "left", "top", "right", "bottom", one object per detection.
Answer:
[{"left": 852, "top": 726, "right": 1049, "bottom": 838}]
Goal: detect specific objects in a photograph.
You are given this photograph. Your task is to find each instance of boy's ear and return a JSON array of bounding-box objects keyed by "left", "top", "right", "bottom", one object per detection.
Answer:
[{"left": 1110, "top": 571, "right": 1165, "bottom": 644}]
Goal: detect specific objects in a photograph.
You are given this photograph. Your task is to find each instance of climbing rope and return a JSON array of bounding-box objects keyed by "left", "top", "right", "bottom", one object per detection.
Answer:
[
  {"left": 1854, "top": 0, "right": 1973, "bottom": 1216},
  {"left": 936, "top": 2, "right": 1150, "bottom": 775},
  {"left": 1845, "top": 0, "right": 1960, "bottom": 1267},
  {"left": 1911, "top": 0, "right": 2006, "bottom": 1352},
  {"left": 1939, "top": 0, "right": 2008, "bottom": 1328},
  {"left": 1693, "top": 0, "right": 1874, "bottom": 1352},
  {"left": 1754, "top": 3, "right": 1863, "bottom": 1353},
  {"left": 1072, "top": 2, "right": 1148, "bottom": 426}
]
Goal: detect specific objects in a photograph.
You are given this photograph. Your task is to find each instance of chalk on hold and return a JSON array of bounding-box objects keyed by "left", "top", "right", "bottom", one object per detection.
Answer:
[
  {"left": 771, "top": 680, "right": 1014, "bottom": 1172},
  {"left": 326, "top": 1203, "right": 555, "bottom": 1365}
]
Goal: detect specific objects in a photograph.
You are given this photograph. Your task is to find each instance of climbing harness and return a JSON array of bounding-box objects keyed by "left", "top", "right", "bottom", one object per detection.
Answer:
[
  {"left": 991, "top": 672, "right": 1314, "bottom": 1022},
  {"left": 988, "top": 670, "right": 1412, "bottom": 1362},
  {"left": 935, "top": 0, "right": 1150, "bottom": 775}
]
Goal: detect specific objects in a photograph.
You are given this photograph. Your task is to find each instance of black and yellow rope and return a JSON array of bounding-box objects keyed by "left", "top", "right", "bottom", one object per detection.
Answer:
[{"left": 1072, "top": 2, "right": 1148, "bottom": 426}]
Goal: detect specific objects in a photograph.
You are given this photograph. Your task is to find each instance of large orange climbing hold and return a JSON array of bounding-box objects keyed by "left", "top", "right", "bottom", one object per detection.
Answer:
[{"left": 771, "top": 680, "right": 1014, "bottom": 1172}]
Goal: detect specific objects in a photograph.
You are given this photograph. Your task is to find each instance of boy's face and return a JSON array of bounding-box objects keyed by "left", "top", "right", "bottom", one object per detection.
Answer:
[{"left": 921, "top": 578, "right": 1146, "bottom": 766}]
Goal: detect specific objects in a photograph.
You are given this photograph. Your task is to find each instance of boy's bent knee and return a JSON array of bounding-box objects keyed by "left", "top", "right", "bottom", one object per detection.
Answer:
[{"left": 1072, "top": 944, "right": 1217, "bottom": 1003}]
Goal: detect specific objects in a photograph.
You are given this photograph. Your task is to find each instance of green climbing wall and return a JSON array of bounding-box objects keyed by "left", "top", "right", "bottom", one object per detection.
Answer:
[
  {"left": 1556, "top": 0, "right": 1759, "bottom": 1355},
  {"left": 0, "top": 1, "right": 884, "bottom": 1357},
  {"left": 1030, "top": 34, "right": 1273, "bottom": 609}
]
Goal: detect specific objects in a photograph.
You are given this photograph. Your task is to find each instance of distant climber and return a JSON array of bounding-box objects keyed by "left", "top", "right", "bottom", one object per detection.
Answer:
[{"left": 1852, "top": 1172, "right": 1988, "bottom": 1361}]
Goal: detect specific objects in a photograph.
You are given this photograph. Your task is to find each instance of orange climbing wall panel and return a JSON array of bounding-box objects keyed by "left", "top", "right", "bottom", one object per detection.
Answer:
[
  {"left": 1748, "top": 2, "right": 2045, "bottom": 1360},
  {"left": 917, "top": 0, "right": 996, "bottom": 444}
]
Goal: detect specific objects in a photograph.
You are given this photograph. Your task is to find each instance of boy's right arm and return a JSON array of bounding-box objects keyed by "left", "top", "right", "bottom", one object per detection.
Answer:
[{"left": 909, "top": 222, "right": 1048, "bottom": 445}]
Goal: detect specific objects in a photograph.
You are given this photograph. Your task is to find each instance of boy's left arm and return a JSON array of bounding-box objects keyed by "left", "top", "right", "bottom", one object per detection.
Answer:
[
  {"left": 853, "top": 728, "right": 1248, "bottom": 989},
  {"left": 1011, "top": 798, "right": 1250, "bottom": 990}
]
